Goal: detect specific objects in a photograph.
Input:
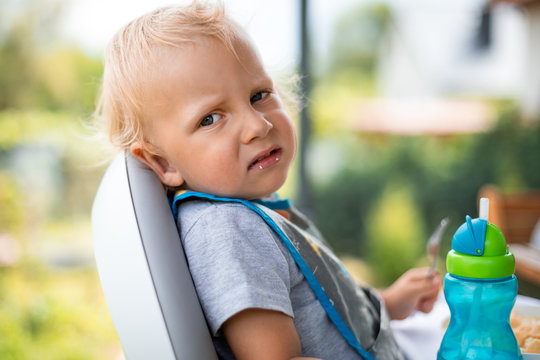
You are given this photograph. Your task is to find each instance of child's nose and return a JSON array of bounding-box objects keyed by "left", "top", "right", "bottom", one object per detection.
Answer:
[{"left": 240, "top": 110, "right": 273, "bottom": 144}]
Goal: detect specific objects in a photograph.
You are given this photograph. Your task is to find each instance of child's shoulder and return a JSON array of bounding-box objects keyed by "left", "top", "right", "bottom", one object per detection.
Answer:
[
  {"left": 176, "top": 198, "right": 293, "bottom": 271},
  {"left": 176, "top": 198, "right": 270, "bottom": 236},
  {"left": 177, "top": 197, "right": 260, "bottom": 219}
]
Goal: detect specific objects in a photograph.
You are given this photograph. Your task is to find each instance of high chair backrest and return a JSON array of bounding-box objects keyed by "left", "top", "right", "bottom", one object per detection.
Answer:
[{"left": 91, "top": 151, "right": 218, "bottom": 359}]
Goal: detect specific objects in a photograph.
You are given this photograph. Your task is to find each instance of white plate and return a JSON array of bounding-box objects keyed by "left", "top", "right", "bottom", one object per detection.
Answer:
[{"left": 515, "top": 296, "right": 540, "bottom": 317}]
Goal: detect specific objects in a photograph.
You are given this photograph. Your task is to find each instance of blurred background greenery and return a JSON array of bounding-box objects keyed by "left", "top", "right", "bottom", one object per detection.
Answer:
[
  {"left": 1, "top": 0, "right": 540, "bottom": 358},
  {"left": 0, "top": 1, "right": 119, "bottom": 358}
]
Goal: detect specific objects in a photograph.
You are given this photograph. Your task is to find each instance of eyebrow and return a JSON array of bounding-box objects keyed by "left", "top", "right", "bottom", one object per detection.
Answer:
[
  {"left": 179, "top": 93, "right": 226, "bottom": 128},
  {"left": 178, "top": 72, "right": 274, "bottom": 128}
]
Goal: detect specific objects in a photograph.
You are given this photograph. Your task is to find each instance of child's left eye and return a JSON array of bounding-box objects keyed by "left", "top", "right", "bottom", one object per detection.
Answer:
[
  {"left": 250, "top": 91, "right": 269, "bottom": 103},
  {"left": 200, "top": 113, "right": 221, "bottom": 127}
]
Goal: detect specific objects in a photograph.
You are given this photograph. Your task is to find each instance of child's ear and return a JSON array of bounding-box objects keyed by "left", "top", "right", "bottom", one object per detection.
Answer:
[{"left": 130, "top": 142, "right": 184, "bottom": 187}]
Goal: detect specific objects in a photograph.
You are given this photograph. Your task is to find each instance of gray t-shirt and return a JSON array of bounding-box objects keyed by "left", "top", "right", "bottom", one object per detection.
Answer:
[{"left": 176, "top": 199, "right": 363, "bottom": 359}]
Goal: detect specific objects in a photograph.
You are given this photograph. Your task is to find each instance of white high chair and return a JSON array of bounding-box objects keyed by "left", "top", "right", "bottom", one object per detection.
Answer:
[{"left": 91, "top": 151, "right": 218, "bottom": 359}]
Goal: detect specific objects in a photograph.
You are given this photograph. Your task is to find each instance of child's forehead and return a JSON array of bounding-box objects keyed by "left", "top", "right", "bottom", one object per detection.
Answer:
[
  {"left": 152, "top": 33, "right": 265, "bottom": 78},
  {"left": 140, "top": 33, "right": 270, "bottom": 119},
  {"left": 160, "top": 31, "right": 257, "bottom": 60}
]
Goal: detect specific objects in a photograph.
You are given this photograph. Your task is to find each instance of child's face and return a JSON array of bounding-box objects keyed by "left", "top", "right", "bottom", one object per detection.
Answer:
[{"left": 133, "top": 35, "right": 296, "bottom": 200}]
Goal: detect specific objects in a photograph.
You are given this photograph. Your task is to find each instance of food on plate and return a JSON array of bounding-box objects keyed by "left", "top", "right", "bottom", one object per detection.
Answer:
[{"left": 510, "top": 310, "right": 540, "bottom": 353}]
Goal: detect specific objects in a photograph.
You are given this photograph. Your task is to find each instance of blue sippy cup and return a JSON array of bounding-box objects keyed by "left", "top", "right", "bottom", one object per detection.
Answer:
[{"left": 437, "top": 198, "right": 522, "bottom": 360}]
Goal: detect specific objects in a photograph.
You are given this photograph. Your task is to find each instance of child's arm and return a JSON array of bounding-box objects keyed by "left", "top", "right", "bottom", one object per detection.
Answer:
[
  {"left": 379, "top": 267, "right": 442, "bottom": 320},
  {"left": 222, "top": 308, "right": 322, "bottom": 360}
]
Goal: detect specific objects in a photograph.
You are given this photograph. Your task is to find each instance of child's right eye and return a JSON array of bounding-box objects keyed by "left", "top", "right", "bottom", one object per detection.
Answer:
[{"left": 200, "top": 113, "right": 221, "bottom": 127}]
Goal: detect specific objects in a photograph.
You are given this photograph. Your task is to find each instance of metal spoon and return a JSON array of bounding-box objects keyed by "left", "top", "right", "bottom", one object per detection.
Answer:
[{"left": 427, "top": 217, "right": 450, "bottom": 277}]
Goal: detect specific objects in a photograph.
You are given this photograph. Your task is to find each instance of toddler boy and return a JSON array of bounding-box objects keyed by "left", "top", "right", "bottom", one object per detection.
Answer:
[{"left": 95, "top": 2, "right": 440, "bottom": 359}]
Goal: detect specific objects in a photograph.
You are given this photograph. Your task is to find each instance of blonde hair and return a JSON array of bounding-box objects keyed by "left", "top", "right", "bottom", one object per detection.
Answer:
[{"left": 94, "top": 1, "right": 244, "bottom": 151}]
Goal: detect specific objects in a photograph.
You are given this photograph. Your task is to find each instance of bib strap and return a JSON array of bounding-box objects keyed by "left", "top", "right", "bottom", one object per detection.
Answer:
[{"left": 172, "top": 190, "right": 377, "bottom": 359}]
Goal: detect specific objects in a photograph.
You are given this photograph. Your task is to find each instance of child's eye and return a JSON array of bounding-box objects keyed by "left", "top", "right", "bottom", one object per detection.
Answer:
[
  {"left": 250, "top": 91, "right": 269, "bottom": 103},
  {"left": 200, "top": 113, "right": 221, "bottom": 127}
]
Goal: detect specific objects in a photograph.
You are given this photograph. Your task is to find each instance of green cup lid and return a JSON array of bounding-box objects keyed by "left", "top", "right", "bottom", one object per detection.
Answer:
[{"left": 446, "top": 215, "right": 515, "bottom": 279}]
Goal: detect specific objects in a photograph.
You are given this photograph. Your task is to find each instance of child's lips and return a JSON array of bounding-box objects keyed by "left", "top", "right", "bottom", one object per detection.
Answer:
[{"left": 248, "top": 148, "right": 282, "bottom": 170}]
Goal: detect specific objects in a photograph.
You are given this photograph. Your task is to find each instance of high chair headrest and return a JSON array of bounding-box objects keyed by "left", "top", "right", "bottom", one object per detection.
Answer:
[{"left": 92, "top": 151, "right": 217, "bottom": 359}]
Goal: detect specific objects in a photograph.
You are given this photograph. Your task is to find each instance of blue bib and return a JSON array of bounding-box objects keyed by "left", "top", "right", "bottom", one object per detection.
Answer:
[{"left": 172, "top": 191, "right": 405, "bottom": 360}]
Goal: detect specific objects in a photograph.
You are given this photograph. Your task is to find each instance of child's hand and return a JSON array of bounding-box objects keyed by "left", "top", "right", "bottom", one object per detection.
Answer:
[{"left": 379, "top": 267, "right": 442, "bottom": 320}]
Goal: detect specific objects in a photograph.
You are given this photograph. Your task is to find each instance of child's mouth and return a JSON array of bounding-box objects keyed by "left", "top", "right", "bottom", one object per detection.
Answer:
[{"left": 249, "top": 148, "right": 281, "bottom": 170}]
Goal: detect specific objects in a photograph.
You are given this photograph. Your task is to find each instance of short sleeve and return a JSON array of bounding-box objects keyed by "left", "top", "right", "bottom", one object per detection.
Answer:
[{"left": 177, "top": 201, "right": 294, "bottom": 335}]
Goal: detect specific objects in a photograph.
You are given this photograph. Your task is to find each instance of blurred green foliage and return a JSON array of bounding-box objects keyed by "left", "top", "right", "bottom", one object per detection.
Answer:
[
  {"left": 0, "top": 2, "right": 116, "bottom": 357},
  {"left": 325, "top": 2, "right": 391, "bottom": 76},
  {"left": 0, "top": 0, "right": 102, "bottom": 113},
  {"left": 0, "top": 110, "right": 76, "bottom": 149},
  {"left": 307, "top": 2, "right": 540, "bottom": 286},
  {"left": 0, "top": 172, "right": 23, "bottom": 234},
  {"left": 365, "top": 182, "right": 425, "bottom": 284},
  {"left": 311, "top": 107, "right": 540, "bottom": 286},
  {"left": 0, "top": 261, "right": 120, "bottom": 359},
  {"left": 0, "top": 0, "right": 106, "bottom": 226},
  {"left": 310, "top": 71, "right": 376, "bottom": 136},
  {"left": 0, "top": 109, "right": 108, "bottom": 222}
]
